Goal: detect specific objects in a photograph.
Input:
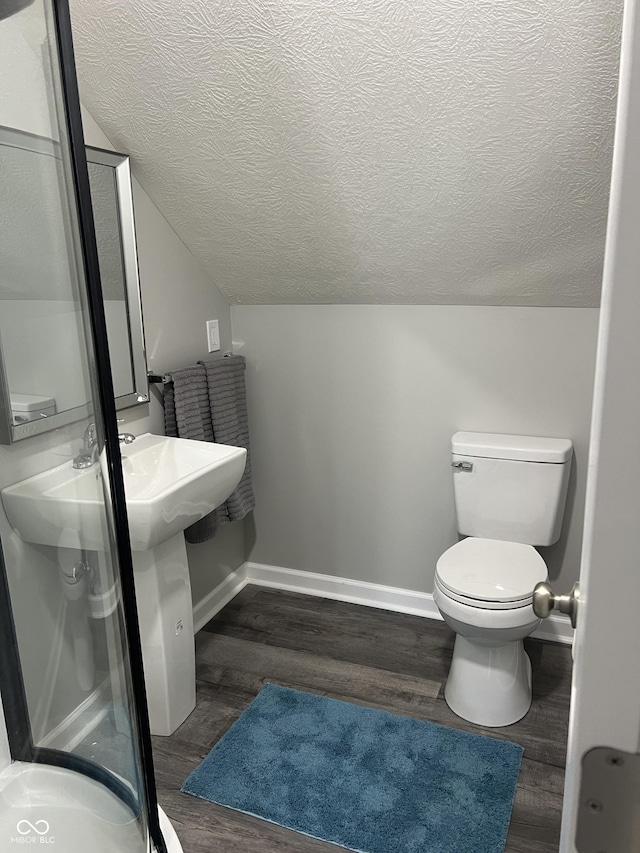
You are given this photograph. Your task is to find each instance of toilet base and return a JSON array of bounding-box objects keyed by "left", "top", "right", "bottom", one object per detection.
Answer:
[{"left": 445, "top": 634, "right": 532, "bottom": 727}]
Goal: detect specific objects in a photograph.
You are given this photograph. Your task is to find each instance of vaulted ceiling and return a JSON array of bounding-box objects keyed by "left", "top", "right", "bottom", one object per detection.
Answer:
[{"left": 69, "top": 0, "right": 622, "bottom": 306}]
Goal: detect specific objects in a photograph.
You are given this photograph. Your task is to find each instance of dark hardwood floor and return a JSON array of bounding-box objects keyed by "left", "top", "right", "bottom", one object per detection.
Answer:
[{"left": 152, "top": 586, "right": 572, "bottom": 853}]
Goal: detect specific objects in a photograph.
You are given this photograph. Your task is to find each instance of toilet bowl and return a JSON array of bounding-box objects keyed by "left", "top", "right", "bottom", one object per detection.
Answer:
[
  {"left": 433, "top": 431, "right": 572, "bottom": 728},
  {"left": 434, "top": 537, "right": 547, "bottom": 727}
]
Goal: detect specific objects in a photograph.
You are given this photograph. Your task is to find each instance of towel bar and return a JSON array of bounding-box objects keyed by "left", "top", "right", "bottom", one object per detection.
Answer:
[
  {"left": 147, "top": 372, "right": 172, "bottom": 385},
  {"left": 148, "top": 354, "right": 234, "bottom": 386}
]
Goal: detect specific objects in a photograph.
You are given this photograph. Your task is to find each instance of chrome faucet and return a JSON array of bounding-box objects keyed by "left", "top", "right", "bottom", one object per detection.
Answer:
[
  {"left": 72, "top": 423, "right": 100, "bottom": 469},
  {"left": 72, "top": 423, "right": 136, "bottom": 468}
]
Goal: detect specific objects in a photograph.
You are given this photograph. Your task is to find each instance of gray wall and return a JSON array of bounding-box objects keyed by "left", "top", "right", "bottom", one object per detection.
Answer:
[{"left": 232, "top": 305, "right": 599, "bottom": 594}]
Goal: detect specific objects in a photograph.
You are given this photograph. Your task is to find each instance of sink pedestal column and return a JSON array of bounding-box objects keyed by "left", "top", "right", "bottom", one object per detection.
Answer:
[{"left": 131, "top": 533, "right": 195, "bottom": 736}]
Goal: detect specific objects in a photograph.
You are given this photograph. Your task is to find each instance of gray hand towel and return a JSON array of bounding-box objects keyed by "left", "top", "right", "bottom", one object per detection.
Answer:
[
  {"left": 163, "top": 356, "right": 254, "bottom": 544},
  {"left": 202, "top": 355, "right": 255, "bottom": 527},
  {"left": 163, "top": 364, "right": 213, "bottom": 442}
]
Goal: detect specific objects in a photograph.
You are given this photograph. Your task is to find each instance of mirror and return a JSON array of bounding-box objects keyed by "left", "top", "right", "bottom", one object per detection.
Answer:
[{"left": 0, "top": 125, "right": 148, "bottom": 443}]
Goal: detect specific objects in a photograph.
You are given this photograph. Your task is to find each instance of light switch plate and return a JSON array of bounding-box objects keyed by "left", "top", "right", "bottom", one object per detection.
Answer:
[{"left": 206, "top": 319, "right": 220, "bottom": 352}]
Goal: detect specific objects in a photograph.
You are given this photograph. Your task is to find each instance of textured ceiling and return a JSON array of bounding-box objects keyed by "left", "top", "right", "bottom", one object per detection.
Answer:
[{"left": 69, "top": 0, "right": 622, "bottom": 306}]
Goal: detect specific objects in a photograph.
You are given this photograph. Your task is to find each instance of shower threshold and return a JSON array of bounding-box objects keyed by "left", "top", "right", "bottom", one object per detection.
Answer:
[{"left": 0, "top": 763, "right": 182, "bottom": 852}]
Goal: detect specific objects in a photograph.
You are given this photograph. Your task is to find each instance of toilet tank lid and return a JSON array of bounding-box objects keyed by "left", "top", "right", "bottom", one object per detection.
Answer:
[
  {"left": 10, "top": 393, "right": 56, "bottom": 412},
  {"left": 452, "top": 432, "right": 573, "bottom": 463}
]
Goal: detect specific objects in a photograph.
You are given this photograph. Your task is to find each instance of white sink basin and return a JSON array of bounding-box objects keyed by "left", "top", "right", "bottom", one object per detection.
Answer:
[{"left": 1, "top": 432, "right": 247, "bottom": 551}]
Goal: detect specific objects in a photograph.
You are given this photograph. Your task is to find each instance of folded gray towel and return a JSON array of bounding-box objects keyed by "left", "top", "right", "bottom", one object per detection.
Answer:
[
  {"left": 163, "top": 356, "right": 255, "bottom": 543},
  {"left": 164, "top": 364, "right": 213, "bottom": 442},
  {"left": 203, "top": 356, "right": 255, "bottom": 527}
]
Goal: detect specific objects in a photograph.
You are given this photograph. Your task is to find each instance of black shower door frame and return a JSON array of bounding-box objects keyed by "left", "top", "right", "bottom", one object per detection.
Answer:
[{"left": 0, "top": 1, "right": 166, "bottom": 851}]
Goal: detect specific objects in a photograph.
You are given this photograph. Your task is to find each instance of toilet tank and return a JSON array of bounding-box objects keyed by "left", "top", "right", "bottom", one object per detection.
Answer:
[
  {"left": 451, "top": 432, "right": 573, "bottom": 546},
  {"left": 10, "top": 393, "right": 57, "bottom": 426}
]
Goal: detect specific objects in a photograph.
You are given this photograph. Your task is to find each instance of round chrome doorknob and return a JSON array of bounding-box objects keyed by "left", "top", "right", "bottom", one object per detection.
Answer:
[
  {"left": 533, "top": 581, "right": 580, "bottom": 628},
  {"left": 532, "top": 581, "right": 555, "bottom": 619}
]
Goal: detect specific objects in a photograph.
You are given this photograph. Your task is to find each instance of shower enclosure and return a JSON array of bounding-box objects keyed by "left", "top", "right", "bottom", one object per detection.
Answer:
[{"left": 0, "top": 0, "right": 170, "bottom": 850}]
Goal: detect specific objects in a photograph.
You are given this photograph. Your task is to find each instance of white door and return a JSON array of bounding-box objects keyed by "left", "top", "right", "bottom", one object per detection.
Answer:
[{"left": 559, "top": 0, "right": 640, "bottom": 849}]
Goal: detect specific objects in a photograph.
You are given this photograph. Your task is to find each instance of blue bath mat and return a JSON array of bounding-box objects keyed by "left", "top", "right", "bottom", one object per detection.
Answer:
[{"left": 181, "top": 683, "right": 523, "bottom": 853}]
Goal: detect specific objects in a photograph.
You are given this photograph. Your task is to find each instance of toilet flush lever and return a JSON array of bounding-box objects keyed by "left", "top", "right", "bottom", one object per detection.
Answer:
[
  {"left": 451, "top": 461, "right": 473, "bottom": 471},
  {"left": 533, "top": 581, "right": 581, "bottom": 628}
]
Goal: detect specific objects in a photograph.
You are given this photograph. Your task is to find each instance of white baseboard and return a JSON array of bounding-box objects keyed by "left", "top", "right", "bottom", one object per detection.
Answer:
[
  {"left": 39, "top": 679, "right": 111, "bottom": 752},
  {"left": 32, "top": 598, "right": 67, "bottom": 742},
  {"left": 247, "top": 562, "right": 444, "bottom": 619},
  {"left": 530, "top": 614, "right": 574, "bottom": 644},
  {"left": 192, "top": 565, "right": 249, "bottom": 633},
  {"left": 192, "top": 560, "right": 574, "bottom": 645}
]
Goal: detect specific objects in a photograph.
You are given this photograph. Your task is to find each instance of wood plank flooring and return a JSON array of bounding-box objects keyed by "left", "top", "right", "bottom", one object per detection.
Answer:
[{"left": 152, "top": 587, "right": 572, "bottom": 853}]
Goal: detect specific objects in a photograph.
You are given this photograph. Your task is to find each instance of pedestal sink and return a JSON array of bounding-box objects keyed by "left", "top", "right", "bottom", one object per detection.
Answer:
[{"left": 2, "top": 433, "right": 247, "bottom": 736}]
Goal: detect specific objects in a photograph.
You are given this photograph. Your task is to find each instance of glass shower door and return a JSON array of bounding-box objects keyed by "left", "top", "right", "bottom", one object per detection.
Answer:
[{"left": 0, "top": 0, "right": 165, "bottom": 850}]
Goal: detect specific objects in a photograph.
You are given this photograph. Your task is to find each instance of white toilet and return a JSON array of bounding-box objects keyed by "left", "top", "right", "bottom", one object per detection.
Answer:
[{"left": 433, "top": 431, "right": 573, "bottom": 728}]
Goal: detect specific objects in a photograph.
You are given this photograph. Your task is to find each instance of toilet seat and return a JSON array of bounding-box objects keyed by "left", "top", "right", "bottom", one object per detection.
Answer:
[{"left": 435, "top": 537, "right": 547, "bottom": 610}]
